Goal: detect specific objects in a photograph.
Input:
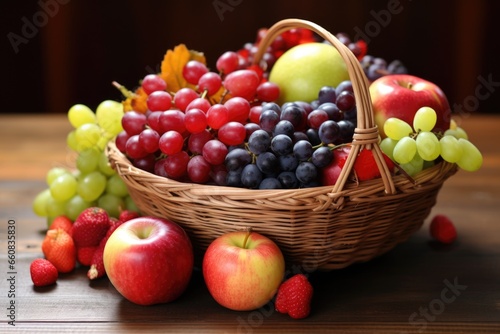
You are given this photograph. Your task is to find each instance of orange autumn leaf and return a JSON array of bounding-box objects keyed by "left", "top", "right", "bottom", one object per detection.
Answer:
[
  {"left": 160, "top": 44, "right": 207, "bottom": 93},
  {"left": 122, "top": 86, "right": 148, "bottom": 114},
  {"left": 119, "top": 44, "right": 207, "bottom": 114}
]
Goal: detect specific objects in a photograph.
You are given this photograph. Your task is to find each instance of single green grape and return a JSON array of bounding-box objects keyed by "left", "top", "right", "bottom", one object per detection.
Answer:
[
  {"left": 77, "top": 171, "right": 107, "bottom": 202},
  {"left": 98, "top": 193, "right": 125, "bottom": 218},
  {"left": 68, "top": 104, "right": 96, "bottom": 128},
  {"left": 50, "top": 173, "right": 78, "bottom": 201},
  {"left": 98, "top": 150, "right": 116, "bottom": 176},
  {"left": 439, "top": 135, "right": 463, "bottom": 163},
  {"left": 106, "top": 174, "right": 129, "bottom": 198},
  {"left": 413, "top": 107, "right": 437, "bottom": 132},
  {"left": 75, "top": 123, "right": 101, "bottom": 151},
  {"left": 457, "top": 139, "right": 483, "bottom": 172},
  {"left": 33, "top": 188, "right": 52, "bottom": 217},
  {"left": 380, "top": 137, "right": 398, "bottom": 161},
  {"left": 76, "top": 148, "right": 101, "bottom": 174},
  {"left": 46, "top": 195, "right": 68, "bottom": 217},
  {"left": 393, "top": 137, "right": 417, "bottom": 164},
  {"left": 46, "top": 167, "right": 69, "bottom": 185},
  {"left": 66, "top": 195, "right": 93, "bottom": 221},
  {"left": 399, "top": 152, "right": 424, "bottom": 176},
  {"left": 125, "top": 196, "right": 140, "bottom": 213},
  {"left": 97, "top": 132, "right": 114, "bottom": 151},
  {"left": 444, "top": 127, "right": 468, "bottom": 140},
  {"left": 416, "top": 131, "right": 440, "bottom": 161},
  {"left": 67, "top": 130, "right": 79, "bottom": 151},
  {"left": 384, "top": 118, "right": 414, "bottom": 140},
  {"left": 96, "top": 100, "right": 124, "bottom": 136}
]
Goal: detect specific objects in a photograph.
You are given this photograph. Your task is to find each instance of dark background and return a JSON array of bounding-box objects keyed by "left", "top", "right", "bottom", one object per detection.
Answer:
[{"left": 2, "top": 0, "right": 499, "bottom": 115}]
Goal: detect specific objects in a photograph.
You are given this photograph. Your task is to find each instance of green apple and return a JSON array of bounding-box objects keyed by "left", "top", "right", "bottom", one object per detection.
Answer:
[{"left": 269, "top": 42, "right": 349, "bottom": 104}]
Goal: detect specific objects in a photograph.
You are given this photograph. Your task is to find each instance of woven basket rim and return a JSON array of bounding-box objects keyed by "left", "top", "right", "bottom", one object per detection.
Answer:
[{"left": 107, "top": 140, "right": 457, "bottom": 205}]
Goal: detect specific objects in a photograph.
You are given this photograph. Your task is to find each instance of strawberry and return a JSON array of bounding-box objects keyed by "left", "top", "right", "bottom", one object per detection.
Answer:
[
  {"left": 352, "top": 149, "right": 395, "bottom": 181},
  {"left": 275, "top": 274, "right": 313, "bottom": 319},
  {"left": 77, "top": 246, "right": 98, "bottom": 266},
  {"left": 430, "top": 214, "right": 457, "bottom": 244},
  {"left": 87, "top": 219, "right": 125, "bottom": 280},
  {"left": 119, "top": 209, "right": 140, "bottom": 223},
  {"left": 72, "top": 207, "right": 110, "bottom": 248},
  {"left": 41, "top": 228, "right": 76, "bottom": 273},
  {"left": 30, "top": 258, "right": 58, "bottom": 287},
  {"left": 48, "top": 215, "right": 73, "bottom": 237}
]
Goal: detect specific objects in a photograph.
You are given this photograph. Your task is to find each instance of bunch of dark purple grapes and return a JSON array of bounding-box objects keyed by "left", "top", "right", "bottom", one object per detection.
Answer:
[
  {"left": 334, "top": 32, "right": 408, "bottom": 82},
  {"left": 225, "top": 81, "right": 357, "bottom": 189}
]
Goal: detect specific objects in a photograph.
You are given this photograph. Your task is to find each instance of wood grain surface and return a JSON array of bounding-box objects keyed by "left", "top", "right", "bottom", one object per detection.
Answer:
[{"left": 0, "top": 114, "right": 499, "bottom": 333}]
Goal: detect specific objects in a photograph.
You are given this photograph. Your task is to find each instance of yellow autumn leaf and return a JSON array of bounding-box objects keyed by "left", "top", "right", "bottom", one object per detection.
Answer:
[
  {"left": 122, "top": 86, "right": 148, "bottom": 114},
  {"left": 160, "top": 44, "right": 206, "bottom": 93}
]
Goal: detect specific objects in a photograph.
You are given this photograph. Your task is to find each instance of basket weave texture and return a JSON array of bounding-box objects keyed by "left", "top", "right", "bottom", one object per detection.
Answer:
[{"left": 107, "top": 19, "right": 457, "bottom": 270}]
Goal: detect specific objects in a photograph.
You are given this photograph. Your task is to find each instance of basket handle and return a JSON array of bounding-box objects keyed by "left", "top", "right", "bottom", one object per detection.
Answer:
[{"left": 253, "top": 18, "right": 396, "bottom": 195}]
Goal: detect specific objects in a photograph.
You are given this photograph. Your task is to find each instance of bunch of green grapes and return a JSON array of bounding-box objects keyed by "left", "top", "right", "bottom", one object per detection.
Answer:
[
  {"left": 380, "top": 107, "right": 483, "bottom": 176},
  {"left": 32, "top": 100, "right": 139, "bottom": 225}
]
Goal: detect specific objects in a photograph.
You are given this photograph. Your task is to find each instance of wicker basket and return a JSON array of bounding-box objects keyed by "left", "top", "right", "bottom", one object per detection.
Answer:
[{"left": 107, "top": 19, "right": 458, "bottom": 271}]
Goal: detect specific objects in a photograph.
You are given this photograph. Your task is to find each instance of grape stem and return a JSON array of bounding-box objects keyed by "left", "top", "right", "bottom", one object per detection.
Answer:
[{"left": 112, "top": 81, "right": 137, "bottom": 99}]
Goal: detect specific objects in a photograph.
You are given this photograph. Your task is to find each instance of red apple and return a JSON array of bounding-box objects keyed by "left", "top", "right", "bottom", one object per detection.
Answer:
[
  {"left": 321, "top": 146, "right": 351, "bottom": 186},
  {"left": 369, "top": 74, "right": 451, "bottom": 138},
  {"left": 103, "top": 217, "right": 193, "bottom": 306},
  {"left": 202, "top": 230, "right": 285, "bottom": 311}
]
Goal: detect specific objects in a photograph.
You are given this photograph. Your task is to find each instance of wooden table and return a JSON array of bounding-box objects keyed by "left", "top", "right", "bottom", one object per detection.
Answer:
[{"left": 1, "top": 114, "right": 499, "bottom": 333}]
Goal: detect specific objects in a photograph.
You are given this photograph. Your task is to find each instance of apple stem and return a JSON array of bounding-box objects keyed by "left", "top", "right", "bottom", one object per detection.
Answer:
[{"left": 242, "top": 227, "right": 252, "bottom": 249}]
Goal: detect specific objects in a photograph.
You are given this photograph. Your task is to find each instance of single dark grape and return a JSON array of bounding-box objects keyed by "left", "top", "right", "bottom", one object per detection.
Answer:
[
  {"left": 318, "top": 102, "right": 343, "bottom": 122},
  {"left": 273, "top": 120, "right": 295, "bottom": 137},
  {"left": 244, "top": 123, "right": 261, "bottom": 140},
  {"left": 337, "top": 120, "right": 355, "bottom": 143},
  {"left": 292, "top": 131, "right": 309, "bottom": 143},
  {"left": 271, "top": 134, "right": 293, "bottom": 156},
  {"left": 248, "top": 129, "right": 271, "bottom": 155},
  {"left": 318, "top": 120, "right": 340, "bottom": 144},
  {"left": 259, "top": 109, "right": 280, "bottom": 133},
  {"left": 311, "top": 146, "right": 334, "bottom": 168},
  {"left": 335, "top": 80, "right": 354, "bottom": 96},
  {"left": 279, "top": 154, "right": 299, "bottom": 172},
  {"left": 259, "top": 178, "right": 283, "bottom": 189},
  {"left": 225, "top": 148, "right": 252, "bottom": 171},
  {"left": 226, "top": 170, "right": 243, "bottom": 187},
  {"left": 336, "top": 91, "right": 356, "bottom": 112},
  {"left": 295, "top": 161, "right": 318, "bottom": 184},
  {"left": 293, "top": 140, "right": 313, "bottom": 162},
  {"left": 241, "top": 164, "right": 263, "bottom": 189},
  {"left": 318, "top": 86, "right": 337, "bottom": 104},
  {"left": 277, "top": 171, "right": 300, "bottom": 189},
  {"left": 256, "top": 152, "right": 279, "bottom": 175},
  {"left": 281, "top": 105, "right": 307, "bottom": 131},
  {"left": 306, "top": 128, "right": 322, "bottom": 146},
  {"left": 261, "top": 102, "right": 282, "bottom": 116}
]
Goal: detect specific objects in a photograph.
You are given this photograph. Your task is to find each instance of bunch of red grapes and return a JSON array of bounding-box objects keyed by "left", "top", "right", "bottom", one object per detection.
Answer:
[{"left": 115, "top": 28, "right": 405, "bottom": 189}]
